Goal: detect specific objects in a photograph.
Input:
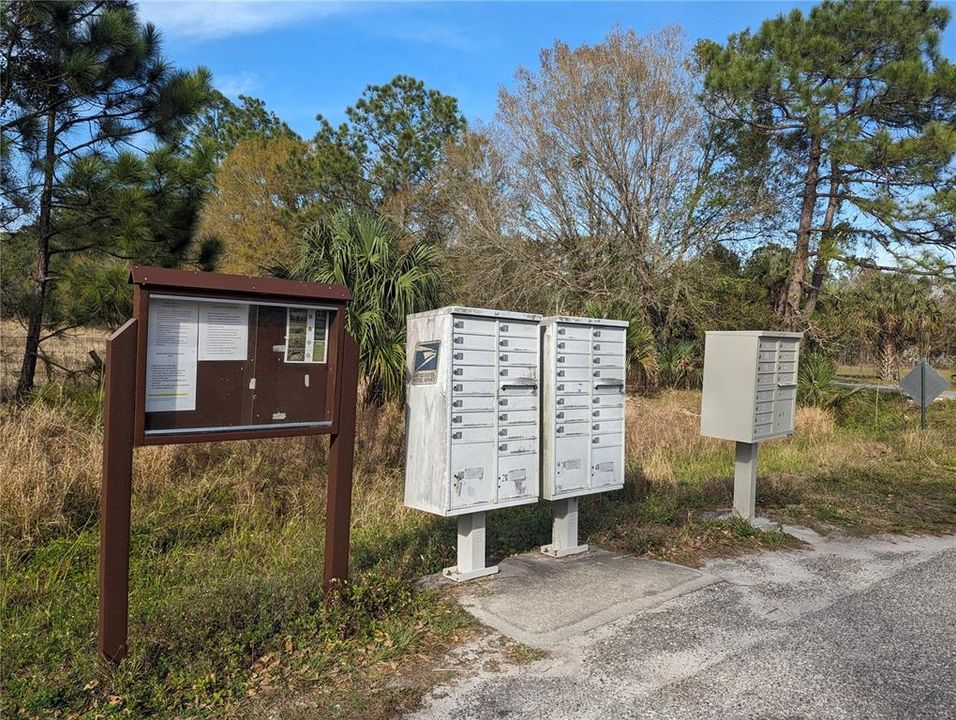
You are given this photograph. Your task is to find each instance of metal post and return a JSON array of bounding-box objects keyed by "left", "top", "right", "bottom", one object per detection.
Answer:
[
  {"left": 324, "top": 331, "right": 360, "bottom": 591},
  {"left": 920, "top": 358, "right": 928, "bottom": 431},
  {"left": 733, "top": 441, "right": 758, "bottom": 521},
  {"left": 443, "top": 512, "right": 499, "bottom": 582},
  {"left": 541, "top": 497, "right": 588, "bottom": 557},
  {"left": 98, "top": 319, "right": 138, "bottom": 663}
]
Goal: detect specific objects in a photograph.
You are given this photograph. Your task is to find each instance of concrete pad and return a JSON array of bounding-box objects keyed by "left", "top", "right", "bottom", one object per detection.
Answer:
[{"left": 454, "top": 547, "right": 721, "bottom": 649}]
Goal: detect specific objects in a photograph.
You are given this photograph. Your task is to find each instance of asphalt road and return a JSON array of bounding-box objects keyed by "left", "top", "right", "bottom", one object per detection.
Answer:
[{"left": 411, "top": 532, "right": 956, "bottom": 720}]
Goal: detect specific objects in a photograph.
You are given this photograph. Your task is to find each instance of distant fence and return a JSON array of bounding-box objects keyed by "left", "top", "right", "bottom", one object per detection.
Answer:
[{"left": 1, "top": 331, "right": 109, "bottom": 387}]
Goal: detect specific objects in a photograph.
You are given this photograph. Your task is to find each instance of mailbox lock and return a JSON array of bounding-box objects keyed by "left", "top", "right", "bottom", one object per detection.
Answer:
[
  {"left": 499, "top": 399, "right": 508, "bottom": 406},
  {"left": 454, "top": 319, "right": 463, "bottom": 328},
  {"left": 500, "top": 353, "right": 508, "bottom": 361},
  {"left": 593, "top": 344, "right": 600, "bottom": 351},
  {"left": 557, "top": 411, "right": 564, "bottom": 418},
  {"left": 499, "top": 429, "right": 507, "bottom": 436},
  {"left": 499, "top": 413, "right": 508, "bottom": 421},
  {"left": 452, "top": 431, "right": 462, "bottom": 439},
  {"left": 454, "top": 336, "right": 463, "bottom": 344},
  {"left": 557, "top": 426, "right": 564, "bottom": 433},
  {"left": 500, "top": 339, "right": 509, "bottom": 347},
  {"left": 499, "top": 443, "right": 508, "bottom": 451},
  {"left": 501, "top": 324, "right": 509, "bottom": 332},
  {"left": 557, "top": 356, "right": 565, "bottom": 363},
  {"left": 453, "top": 400, "right": 462, "bottom": 408},
  {"left": 500, "top": 369, "right": 508, "bottom": 376},
  {"left": 454, "top": 352, "right": 463, "bottom": 360},
  {"left": 592, "top": 409, "right": 599, "bottom": 416},
  {"left": 558, "top": 327, "right": 566, "bottom": 335},
  {"left": 594, "top": 357, "right": 601, "bottom": 364},
  {"left": 592, "top": 370, "right": 600, "bottom": 377},
  {"left": 592, "top": 437, "right": 599, "bottom": 444},
  {"left": 557, "top": 370, "right": 565, "bottom": 377},
  {"left": 453, "top": 384, "right": 462, "bottom": 391},
  {"left": 594, "top": 330, "right": 602, "bottom": 338},
  {"left": 592, "top": 423, "right": 600, "bottom": 430},
  {"left": 592, "top": 397, "right": 600, "bottom": 404},
  {"left": 557, "top": 398, "right": 565, "bottom": 405},
  {"left": 558, "top": 342, "right": 565, "bottom": 349},
  {"left": 453, "top": 416, "right": 462, "bottom": 424},
  {"left": 557, "top": 383, "right": 564, "bottom": 391},
  {"left": 454, "top": 368, "right": 463, "bottom": 376}
]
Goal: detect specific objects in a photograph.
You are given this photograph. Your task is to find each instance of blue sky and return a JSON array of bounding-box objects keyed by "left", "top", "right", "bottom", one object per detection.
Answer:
[{"left": 140, "top": 0, "right": 956, "bottom": 137}]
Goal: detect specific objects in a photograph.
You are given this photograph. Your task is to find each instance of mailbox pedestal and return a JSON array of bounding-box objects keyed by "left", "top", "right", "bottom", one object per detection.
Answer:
[
  {"left": 404, "top": 306, "right": 543, "bottom": 581},
  {"left": 700, "top": 331, "right": 803, "bottom": 521},
  {"left": 540, "top": 316, "right": 628, "bottom": 556}
]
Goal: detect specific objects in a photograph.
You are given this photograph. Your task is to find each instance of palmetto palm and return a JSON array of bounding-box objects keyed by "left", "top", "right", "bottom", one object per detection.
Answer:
[
  {"left": 849, "top": 272, "right": 940, "bottom": 381},
  {"left": 294, "top": 210, "right": 443, "bottom": 405}
]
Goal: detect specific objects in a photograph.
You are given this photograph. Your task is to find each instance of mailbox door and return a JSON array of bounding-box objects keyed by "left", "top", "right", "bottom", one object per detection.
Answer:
[
  {"left": 449, "top": 441, "right": 495, "bottom": 510},
  {"left": 554, "top": 434, "right": 589, "bottom": 494}
]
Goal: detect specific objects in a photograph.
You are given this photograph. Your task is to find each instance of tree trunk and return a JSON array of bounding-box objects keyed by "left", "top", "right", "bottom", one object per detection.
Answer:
[
  {"left": 879, "top": 338, "right": 898, "bottom": 382},
  {"left": 802, "top": 159, "right": 841, "bottom": 321},
  {"left": 777, "top": 134, "right": 822, "bottom": 330},
  {"left": 15, "top": 109, "right": 55, "bottom": 402}
]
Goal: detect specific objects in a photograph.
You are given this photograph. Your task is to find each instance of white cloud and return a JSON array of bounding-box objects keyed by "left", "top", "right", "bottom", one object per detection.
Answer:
[
  {"left": 216, "top": 70, "right": 261, "bottom": 97},
  {"left": 138, "top": 0, "right": 343, "bottom": 41}
]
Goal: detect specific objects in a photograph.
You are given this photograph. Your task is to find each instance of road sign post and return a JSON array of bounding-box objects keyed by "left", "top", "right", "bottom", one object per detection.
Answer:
[{"left": 900, "top": 360, "right": 948, "bottom": 431}]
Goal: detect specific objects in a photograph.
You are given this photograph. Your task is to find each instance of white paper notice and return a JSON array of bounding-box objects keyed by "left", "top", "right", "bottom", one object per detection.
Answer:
[
  {"left": 145, "top": 299, "right": 199, "bottom": 412},
  {"left": 198, "top": 302, "right": 249, "bottom": 361}
]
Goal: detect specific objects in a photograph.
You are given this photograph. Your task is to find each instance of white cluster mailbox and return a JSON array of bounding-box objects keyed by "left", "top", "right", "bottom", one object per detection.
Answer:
[
  {"left": 700, "top": 331, "right": 802, "bottom": 519},
  {"left": 404, "top": 306, "right": 543, "bottom": 580},
  {"left": 540, "top": 316, "right": 628, "bottom": 556}
]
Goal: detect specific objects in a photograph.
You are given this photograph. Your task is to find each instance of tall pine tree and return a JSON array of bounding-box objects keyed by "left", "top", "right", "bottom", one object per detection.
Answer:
[
  {"left": 696, "top": 0, "right": 956, "bottom": 329},
  {"left": 1, "top": 1, "right": 213, "bottom": 399}
]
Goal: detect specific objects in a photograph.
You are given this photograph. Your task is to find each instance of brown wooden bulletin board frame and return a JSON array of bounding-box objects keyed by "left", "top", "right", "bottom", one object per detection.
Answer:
[{"left": 98, "top": 266, "right": 360, "bottom": 664}]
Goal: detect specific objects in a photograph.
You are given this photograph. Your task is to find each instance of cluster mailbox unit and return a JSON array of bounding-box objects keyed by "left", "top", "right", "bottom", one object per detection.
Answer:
[
  {"left": 404, "top": 307, "right": 543, "bottom": 580},
  {"left": 541, "top": 316, "right": 628, "bottom": 556},
  {"left": 700, "top": 330, "right": 803, "bottom": 519}
]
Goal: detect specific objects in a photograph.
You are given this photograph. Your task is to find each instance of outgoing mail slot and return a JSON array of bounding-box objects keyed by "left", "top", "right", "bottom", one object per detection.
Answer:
[{"left": 498, "top": 335, "right": 537, "bottom": 353}]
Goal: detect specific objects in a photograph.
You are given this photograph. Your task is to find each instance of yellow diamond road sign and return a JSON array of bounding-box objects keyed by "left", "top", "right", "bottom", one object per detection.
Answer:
[{"left": 900, "top": 362, "right": 949, "bottom": 408}]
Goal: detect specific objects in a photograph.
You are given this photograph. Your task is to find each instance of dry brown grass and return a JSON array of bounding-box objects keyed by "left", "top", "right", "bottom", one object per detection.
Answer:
[{"left": 0, "top": 396, "right": 414, "bottom": 553}]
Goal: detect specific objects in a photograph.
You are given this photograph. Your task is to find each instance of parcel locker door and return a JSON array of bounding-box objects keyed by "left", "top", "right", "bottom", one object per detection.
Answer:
[
  {"left": 554, "top": 434, "right": 589, "bottom": 495},
  {"left": 449, "top": 442, "right": 495, "bottom": 510},
  {"left": 497, "top": 454, "right": 537, "bottom": 502},
  {"left": 591, "top": 445, "right": 623, "bottom": 488}
]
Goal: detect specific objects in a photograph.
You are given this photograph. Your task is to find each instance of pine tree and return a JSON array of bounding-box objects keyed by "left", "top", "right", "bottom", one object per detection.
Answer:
[
  {"left": 1, "top": 1, "right": 213, "bottom": 399},
  {"left": 696, "top": 0, "right": 956, "bottom": 330}
]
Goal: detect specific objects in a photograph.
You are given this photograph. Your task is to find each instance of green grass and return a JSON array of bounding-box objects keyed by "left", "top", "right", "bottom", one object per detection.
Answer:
[{"left": 3, "top": 388, "right": 955, "bottom": 718}]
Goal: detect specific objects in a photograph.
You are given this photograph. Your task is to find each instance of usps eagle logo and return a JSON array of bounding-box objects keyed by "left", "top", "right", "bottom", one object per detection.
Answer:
[{"left": 411, "top": 341, "right": 440, "bottom": 384}]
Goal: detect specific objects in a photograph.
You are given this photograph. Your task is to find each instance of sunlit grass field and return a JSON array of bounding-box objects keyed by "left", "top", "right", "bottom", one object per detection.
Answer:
[{"left": 3, "top": 384, "right": 955, "bottom": 719}]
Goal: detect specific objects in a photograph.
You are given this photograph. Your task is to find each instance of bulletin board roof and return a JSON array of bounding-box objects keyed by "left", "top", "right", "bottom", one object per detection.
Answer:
[{"left": 129, "top": 266, "right": 351, "bottom": 302}]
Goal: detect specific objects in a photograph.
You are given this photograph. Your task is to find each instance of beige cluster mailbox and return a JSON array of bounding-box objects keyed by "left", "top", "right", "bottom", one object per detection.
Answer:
[
  {"left": 540, "top": 316, "right": 628, "bottom": 556},
  {"left": 404, "top": 307, "right": 542, "bottom": 580},
  {"left": 700, "top": 331, "right": 802, "bottom": 519}
]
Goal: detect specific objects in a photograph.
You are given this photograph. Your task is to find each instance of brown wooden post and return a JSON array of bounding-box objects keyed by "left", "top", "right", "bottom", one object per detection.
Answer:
[
  {"left": 324, "top": 331, "right": 359, "bottom": 590},
  {"left": 98, "top": 319, "right": 138, "bottom": 663}
]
